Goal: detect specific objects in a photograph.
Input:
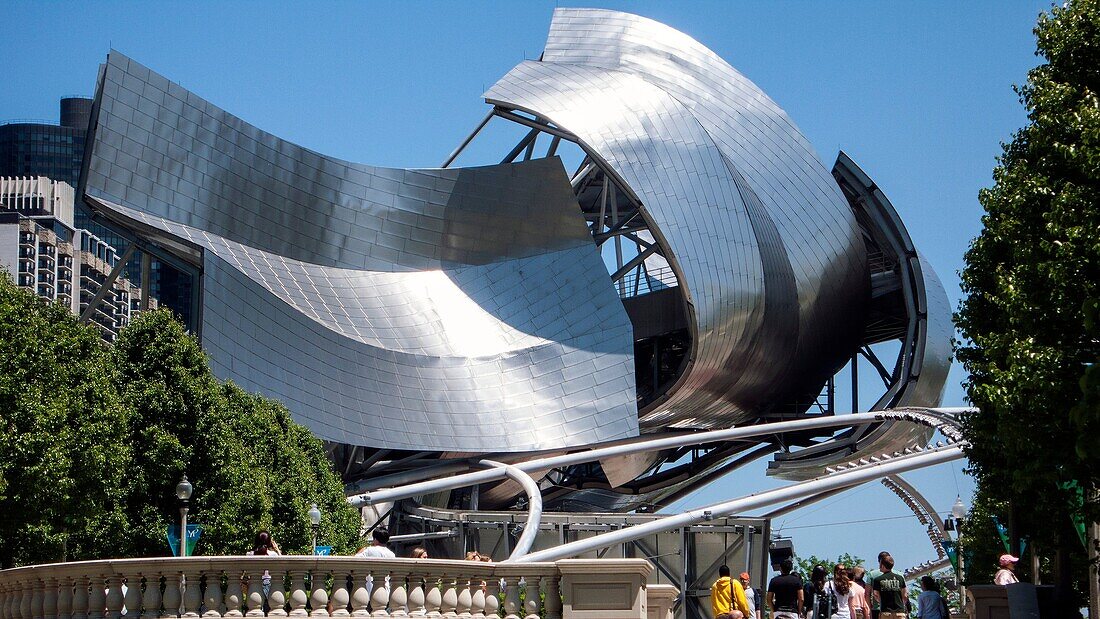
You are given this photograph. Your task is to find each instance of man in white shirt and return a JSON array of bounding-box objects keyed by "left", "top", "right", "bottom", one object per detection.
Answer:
[
  {"left": 355, "top": 527, "right": 396, "bottom": 558},
  {"left": 355, "top": 526, "right": 396, "bottom": 602}
]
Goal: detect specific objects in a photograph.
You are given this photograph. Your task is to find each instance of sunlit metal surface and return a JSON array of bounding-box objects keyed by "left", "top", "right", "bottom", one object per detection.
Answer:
[
  {"left": 81, "top": 51, "right": 637, "bottom": 451},
  {"left": 485, "top": 8, "right": 868, "bottom": 430}
]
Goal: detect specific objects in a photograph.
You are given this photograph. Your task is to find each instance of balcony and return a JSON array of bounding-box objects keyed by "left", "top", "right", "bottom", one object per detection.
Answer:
[{"left": 0, "top": 556, "right": 667, "bottom": 619}]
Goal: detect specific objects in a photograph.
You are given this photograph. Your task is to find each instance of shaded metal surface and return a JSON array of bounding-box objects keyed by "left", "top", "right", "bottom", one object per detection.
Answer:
[
  {"left": 485, "top": 8, "right": 868, "bottom": 430},
  {"left": 767, "top": 153, "right": 953, "bottom": 480},
  {"left": 81, "top": 51, "right": 637, "bottom": 452}
]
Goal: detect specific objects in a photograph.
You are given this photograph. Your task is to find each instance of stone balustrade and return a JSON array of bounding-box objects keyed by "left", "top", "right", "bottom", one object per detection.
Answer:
[{"left": 0, "top": 557, "right": 665, "bottom": 619}]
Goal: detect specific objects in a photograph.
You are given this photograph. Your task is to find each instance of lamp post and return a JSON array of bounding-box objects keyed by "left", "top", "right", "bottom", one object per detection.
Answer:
[
  {"left": 947, "top": 495, "right": 967, "bottom": 616},
  {"left": 308, "top": 503, "right": 322, "bottom": 555},
  {"left": 176, "top": 475, "right": 193, "bottom": 558}
]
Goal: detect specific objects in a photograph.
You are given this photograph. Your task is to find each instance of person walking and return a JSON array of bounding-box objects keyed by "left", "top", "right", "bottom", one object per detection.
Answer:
[
  {"left": 740, "top": 572, "right": 761, "bottom": 619},
  {"left": 871, "top": 553, "right": 908, "bottom": 619},
  {"left": 803, "top": 565, "right": 829, "bottom": 619},
  {"left": 993, "top": 554, "right": 1020, "bottom": 585},
  {"left": 866, "top": 552, "right": 887, "bottom": 619},
  {"left": 846, "top": 567, "right": 870, "bottom": 619},
  {"left": 823, "top": 564, "right": 853, "bottom": 619},
  {"left": 916, "top": 576, "right": 949, "bottom": 619},
  {"left": 767, "top": 558, "right": 804, "bottom": 619},
  {"left": 711, "top": 565, "right": 750, "bottom": 619}
]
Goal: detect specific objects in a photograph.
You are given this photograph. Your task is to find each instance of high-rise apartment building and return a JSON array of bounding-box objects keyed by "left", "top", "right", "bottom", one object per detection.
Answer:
[
  {"left": 0, "top": 176, "right": 154, "bottom": 342},
  {"left": 0, "top": 97, "right": 192, "bottom": 327}
]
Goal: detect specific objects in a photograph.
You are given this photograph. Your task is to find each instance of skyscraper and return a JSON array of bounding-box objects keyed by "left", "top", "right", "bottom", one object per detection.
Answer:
[{"left": 0, "top": 97, "right": 193, "bottom": 326}]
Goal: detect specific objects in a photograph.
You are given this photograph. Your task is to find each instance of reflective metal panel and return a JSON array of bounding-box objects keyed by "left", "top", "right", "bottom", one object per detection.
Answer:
[
  {"left": 82, "top": 51, "right": 637, "bottom": 452},
  {"left": 485, "top": 9, "right": 868, "bottom": 430}
]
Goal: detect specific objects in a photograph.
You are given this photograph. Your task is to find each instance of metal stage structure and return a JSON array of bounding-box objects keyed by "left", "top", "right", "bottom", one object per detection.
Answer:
[
  {"left": 387, "top": 505, "right": 769, "bottom": 619},
  {"left": 71, "top": 11, "right": 964, "bottom": 616}
]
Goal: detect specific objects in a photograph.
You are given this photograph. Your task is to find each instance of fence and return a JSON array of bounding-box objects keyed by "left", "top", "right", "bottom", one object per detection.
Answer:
[{"left": 0, "top": 556, "right": 667, "bottom": 619}]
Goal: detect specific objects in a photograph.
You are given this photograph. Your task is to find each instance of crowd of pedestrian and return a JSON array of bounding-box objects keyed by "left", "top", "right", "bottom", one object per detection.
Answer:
[{"left": 714, "top": 550, "right": 954, "bottom": 619}]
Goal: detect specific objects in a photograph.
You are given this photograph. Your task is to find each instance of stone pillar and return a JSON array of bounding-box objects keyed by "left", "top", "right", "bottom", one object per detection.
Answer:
[
  {"left": 555, "top": 560, "right": 653, "bottom": 619},
  {"left": 644, "top": 585, "right": 677, "bottom": 619}
]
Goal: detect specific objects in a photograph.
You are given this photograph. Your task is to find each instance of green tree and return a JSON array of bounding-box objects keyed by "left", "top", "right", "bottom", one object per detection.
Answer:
[
  {"left": 795, "top": 553, "right": 866, "bottom": 580},
  {"left": 955, "top": 0, "right": 1100, "bottom": 611},
  {"left": 0, "top": 275, "right": 363, "bottom": 566},
  {"left": 0, "top": 275, "right": 131, "bottom": 568},
  {"left": 110, "top": 310, "right": 363, "bottom": 557}
]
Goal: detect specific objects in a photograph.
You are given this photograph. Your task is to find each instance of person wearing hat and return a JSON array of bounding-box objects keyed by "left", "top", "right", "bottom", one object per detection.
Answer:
[
  {"left": 994, "top": 554, "right": 1020, "bottom": 585},
  {"left": 738, "top": 572, "right": 761, "bottom": 619}
]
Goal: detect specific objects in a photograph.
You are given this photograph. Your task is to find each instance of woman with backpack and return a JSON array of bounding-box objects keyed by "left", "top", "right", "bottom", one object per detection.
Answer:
[
  {"left": 916, "top": 576, "right": 950, "bottom": 619},
  {"left": 821, "top": 564, "right": 854, "bottom": 619},
  {"left": 803, "top": 565, "right": 828, "bottom": 619}
]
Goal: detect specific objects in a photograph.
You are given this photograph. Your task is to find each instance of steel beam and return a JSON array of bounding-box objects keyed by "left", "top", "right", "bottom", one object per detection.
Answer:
[
  {"left": 512, "top": 445, "right": 964, "bottom": 562},
  {"left": 348, "top": 410, "right": 944, "bottom": 508}
]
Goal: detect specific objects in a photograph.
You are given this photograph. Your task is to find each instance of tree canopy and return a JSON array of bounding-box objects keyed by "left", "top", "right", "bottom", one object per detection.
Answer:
[
  {"left": 0, "top": 275, "right": 363, "bottom": 567},
  {"left": 956, "top": 0, "right": 1100, "bottom": 606}
]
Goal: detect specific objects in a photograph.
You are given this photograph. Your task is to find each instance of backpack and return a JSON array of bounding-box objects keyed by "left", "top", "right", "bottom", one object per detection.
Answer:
[
  {"left": 938, "top": 594, "right": 951, "bottom": 618},
  {"left": 814, "top": 585, "right": 837, "bottom": 619}
]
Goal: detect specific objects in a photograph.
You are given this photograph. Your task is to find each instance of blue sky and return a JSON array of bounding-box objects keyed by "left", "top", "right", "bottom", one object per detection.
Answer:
[{"left": 2, "top": 0, "right": 1052, "bottom": 573}]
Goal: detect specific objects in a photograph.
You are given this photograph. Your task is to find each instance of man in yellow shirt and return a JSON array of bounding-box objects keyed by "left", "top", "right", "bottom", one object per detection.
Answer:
[{"left": 711, "top": 565, "right": 749, "bottom": 619}]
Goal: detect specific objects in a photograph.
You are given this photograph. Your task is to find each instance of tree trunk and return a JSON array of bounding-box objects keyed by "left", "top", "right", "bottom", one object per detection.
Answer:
[{"left": 1089, "top": 519, "right": 1099, "bottom": 619}]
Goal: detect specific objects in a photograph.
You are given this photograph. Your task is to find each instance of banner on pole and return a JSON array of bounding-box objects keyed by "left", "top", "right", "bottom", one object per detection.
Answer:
[
  {"left": 166, "top": 524, "right": 203, "bottom": 556},
  {"left": 941, "top": 539, "right": 959, "bottom": 575},
  {"left": 314, "top": 546, "right": 333, "bottom": 556},
  {"left": 993, "top": 516, "right": 1011, "bottom": 553}
]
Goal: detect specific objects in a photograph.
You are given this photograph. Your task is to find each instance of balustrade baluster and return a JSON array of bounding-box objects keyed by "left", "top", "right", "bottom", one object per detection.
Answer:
[
  {"left": 71, "top": 577, "right": 90, "bottom": 619},
  {"left": 328, "top": 571, "right": 349, "bottom": 618},
  {"left": 287, "top": 571, "right": 308, "bottom": 618},
  {"left": 181, "top": 573, "right": 202, "bottom": 619},
  {"left": 123, "top": 574, "right": 143, "bottom": 618},
  {"left": 266, "top": 570, "right": 287, "bottom": 618},
  {"left": 541, "top": 577, "right": 559, "bottom": 619},
  {"left": 87, "top": 576, "right": 106, "bottom": 619},
  {"left": 31, "top": 578, "right": 45, "bottom": 619},
  {"left": 386, "top": 570, "right": 407, "bottom": 619},
  {"left": 307, "top": 569, "right": 328, "bottom": 618},
  {"left": 422, "top": 577, "right": 440, "bottom": 619},
  {"left": 404, "top": 575, "right": 424, "bottom": 618},
  {"left": 0, "top": 583, "right": 9, "bottom": 619},
  {"left": 347, "top": 572, "right": 368, "bottom": 618},
  {"left": 437, "top": 576, "right": 457, "bottom": 619},
  {"left": 140, "top": 575, "right": 161, "bottom": 619},
  {"left": 43, "top": 578, "right": 59, "bottom": 619},
  {"left": 13, "top": 584, "right": 27, "bottom": 619},
  {"left": 14, "top": 584, "right": 27, "bottom": 619},
  {"left": 482, "top": 580, "right": 498, "bottom": 619},
  {"left": 202, "top": 572, "right": 223, "bottom": 618},
  {"left": 105, "top": 576, "right": 124, "bottom": 619},
  {"left": 223, "top": 574, "right": 243, "bottom": 619},
  {"left": 500, "top": 578, "right": 518, "bottom": 619},
  {"left": 160, "top": 574, "right": 181, "bottom": 619},
  {"left": 243, "top": 572, "right": 263, "bottom": 618},
  {"left": 521, "top": 577, "right": 539, "bottom": 619},
  {"left": 57, "top": 578, "right": 74, "bottom": 619},
  {"left": 368, "top": 569, "right": 389, "bottom": 618},
  {"left": 469, "top": 582, "right": 484, "bottom": 619},
  {"left": 454, "top": 576, "right": 470, "bottom": 619}
]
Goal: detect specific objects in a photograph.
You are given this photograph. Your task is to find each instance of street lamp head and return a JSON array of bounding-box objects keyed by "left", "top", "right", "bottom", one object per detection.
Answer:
[
  {"left": 951, "top": 495, "right": 967, "bottom": 520},
  {"left": 176, "top": 475, "right": 193, "bottom": 501},
  {"left": 308, "top": 503, "right": 322, "bottom": 526}
]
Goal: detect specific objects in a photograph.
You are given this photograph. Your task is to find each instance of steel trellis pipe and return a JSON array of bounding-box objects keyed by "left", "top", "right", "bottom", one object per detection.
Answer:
[
  {"left": 509, "top": 445, "right": 965, "bottom": 563},
  {"left": 477, "top": 459, "right": 543, "bottom": 561},
  {"left": 348, "top": 411, "right": 933, "bottom": 508}
]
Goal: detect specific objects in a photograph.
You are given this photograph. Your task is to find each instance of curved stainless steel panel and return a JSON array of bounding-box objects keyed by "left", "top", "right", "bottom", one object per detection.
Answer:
[
  {"left": 767, "top": 154, "right": 952, "bottom": 480},
  {"left": 484, "top": 9, "right": 867, "bottom": 429},
  {"left": 82, "top": 51, "right": 638, "bottom": 452}
]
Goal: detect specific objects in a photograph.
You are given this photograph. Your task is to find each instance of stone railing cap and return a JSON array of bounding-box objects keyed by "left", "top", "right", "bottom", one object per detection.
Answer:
[{"left": 553, "top": 558, "right": 653, "bottom": 578}]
